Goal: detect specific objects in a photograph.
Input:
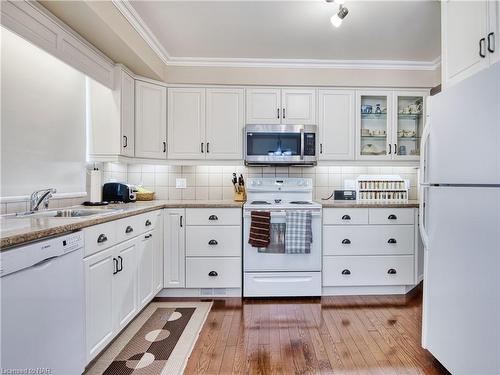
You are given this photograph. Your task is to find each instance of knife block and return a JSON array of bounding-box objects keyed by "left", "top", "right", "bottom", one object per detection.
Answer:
[{"left": 234, "top": 187, "right": 246, "bottom": 202}]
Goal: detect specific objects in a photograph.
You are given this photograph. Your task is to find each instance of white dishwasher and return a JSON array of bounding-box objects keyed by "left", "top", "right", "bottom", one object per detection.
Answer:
[{"left": 0, "top": 232, "right": 85, "bottom": 374}]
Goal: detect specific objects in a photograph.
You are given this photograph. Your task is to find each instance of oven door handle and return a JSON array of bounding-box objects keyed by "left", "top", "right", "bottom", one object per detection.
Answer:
[
  {"left": 243, "top": 211, "right": 321, "bottom": 218},
  {"left": 300, "top": 127, "right": 305, "bottom": 160}
]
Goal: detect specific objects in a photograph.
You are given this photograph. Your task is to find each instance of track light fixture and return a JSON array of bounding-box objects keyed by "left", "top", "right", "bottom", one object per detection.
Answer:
[{"left": 326, "top": 0, "right": 349, "bottom": 28}]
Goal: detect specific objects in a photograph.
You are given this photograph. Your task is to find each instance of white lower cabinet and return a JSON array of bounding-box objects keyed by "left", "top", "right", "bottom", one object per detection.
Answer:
[
  {"left": 163, "top": 209, "right": 186, "bottom": 288},
  {"left": 83, "top": 210, "right": 163, "bottom": 364},
  {"left": 186, "top": 257, "right": 241, "bottom": 288}
]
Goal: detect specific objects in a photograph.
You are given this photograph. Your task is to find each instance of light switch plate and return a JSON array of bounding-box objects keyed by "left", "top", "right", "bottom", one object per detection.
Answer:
[{"left": 175, "top": 178, "right": 187, "bottom": 189}]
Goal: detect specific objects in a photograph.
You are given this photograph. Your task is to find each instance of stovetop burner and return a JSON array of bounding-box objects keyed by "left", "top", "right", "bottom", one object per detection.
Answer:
[
  {"left": 290, "top": 201, "right": 312, "bottom": 205},
  {"left": 251, "top": 200, "right": 271, "bottom": 205}
]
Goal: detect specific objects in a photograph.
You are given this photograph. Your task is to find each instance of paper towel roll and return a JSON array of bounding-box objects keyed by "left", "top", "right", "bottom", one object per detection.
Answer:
[{"left": 88, "top": 170, "right": 102, "bottom": 202}]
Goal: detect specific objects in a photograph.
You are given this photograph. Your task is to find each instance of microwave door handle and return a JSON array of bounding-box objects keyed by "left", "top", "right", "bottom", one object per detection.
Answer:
[{"left": 300, "top": 128, "right": 304, "bottom": 160}]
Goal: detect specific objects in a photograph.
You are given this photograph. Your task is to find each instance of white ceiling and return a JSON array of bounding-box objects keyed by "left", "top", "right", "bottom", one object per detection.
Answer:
[{"left": 127, "top": 0, "right": 441, "bottom": 66}]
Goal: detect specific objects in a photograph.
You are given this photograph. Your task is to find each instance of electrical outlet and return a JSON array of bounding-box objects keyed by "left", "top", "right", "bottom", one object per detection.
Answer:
[{"left": 175, "top": 178, "right": 187, "bottom": 189}]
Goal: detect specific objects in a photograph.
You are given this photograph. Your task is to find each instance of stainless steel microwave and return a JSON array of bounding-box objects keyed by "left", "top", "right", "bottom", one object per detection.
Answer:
[{"left": 244, "top": 124, "right": 317, "bottom": 166}]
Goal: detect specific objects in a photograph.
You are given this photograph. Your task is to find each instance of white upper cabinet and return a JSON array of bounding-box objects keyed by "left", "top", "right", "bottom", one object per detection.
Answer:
[
  {"left": 318, "top": 89, "right": 354, "bottom": 160},
  {"left": 167, "top": 88, "right": 206, "bottom": 159},
  {"left": 281, "top": 89, "right": 316, "bottom": 125},
  {"left": 206, "top": 88, "right": 244, "bottom": 159},
  {"left": 246, "top": 88, "right": 316, "bottom": 125},
  {"left": 246, "top": 88, "right": 282, "bottom": 124},
  {"left": 119, "top": 69, "right": 135, "bottom": 157},
  {"left": 135, "top": 80, "right": 167, "bottom": 159},
  {"left": 442, "top": 0, "right": 497, "bottom": 88}
]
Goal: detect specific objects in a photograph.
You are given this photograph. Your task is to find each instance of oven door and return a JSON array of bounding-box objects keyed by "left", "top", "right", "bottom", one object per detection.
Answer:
[
  {"left": 243, "top": 210, "right": 322, "bottom": 272},
  {"left": 245, "top": 124, "right": 317, "bottom": 165}
]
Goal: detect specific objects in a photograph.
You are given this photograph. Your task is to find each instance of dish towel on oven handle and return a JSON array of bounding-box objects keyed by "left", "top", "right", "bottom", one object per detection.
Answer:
[
  {"left": 285, "top": 210, "right": 312, "bottom": 254},
  {"left": 248, "top": 211, "right": 271, "bottom": 248}
]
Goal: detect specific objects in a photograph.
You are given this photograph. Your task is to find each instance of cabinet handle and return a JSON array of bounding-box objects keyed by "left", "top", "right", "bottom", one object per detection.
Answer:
[
  {"left": 387, "top": 268, "right": 397, "bottom": 275},
  {"left": 341, "top": 239, "right": 351, "bottom": 245},
  {"left": 206, "top": 142, "right": 210, "bottom": 153},
  {"left": 341, "top": 214, "right": 351, "bottom": 220},
  {"left": 480, "top": 37, "right": 486, "bottom": 58},
  {"left": 388, "top": 214, "right": 397, "bottom": 220},
  {"left": 117, "top": 256, "right": 123, "bottom": 272},
  {"left": 179, "top": 215, "right": 183, "bottom": 227},
  {"left": 388, "top": 143, "right": 392, "bottom": 154},
  {"left": 320, "top": 143, "right": 323, "bottom": 154},
  {"left": 113, "top": 258, "right": 118, "bottom": 275},
  {"left": 277, "top": 108, "right": 280, "bottom": 119},
  {"left": 488, "top": 32, "right": 495, "bottom": 53},
  {"left": 282, "top": 108, "right": 286, "bottom": 119},
  {"left": 97, "top": 234, "right": 108, "bottom": 243},
  {"left": 123, "top": 135, "right": 128, "bottom": 148},
  {"left": 208, "top": 239, "right": 218, "bottom": 245},
  {"left": 145, "top": 219, "right": 152, "bottom": 227},
  {"left": 341, "top": 269, "right": 351, "bottom": 275},
  {"left": 125, "top": 225, "right": 134, "bottom": 234},
  {"left": 208, "top": 271, "right": 218, "bottom": 277},
  {"left": 163, "top": 141, "right": 166, "bottom": 153},
  {"left": 394, "top": 143, "right": 397, "bottom": 155},
  {"left": 201, "top": 142, "right": 204, "bottom": 153},
  {"left": 388, "top": 238, "right": 397, "bottom": 244},
  {"left": 209, "top": 215, "right": 218, "bottom": 221},
  {"left": 145, "top": 234, "right": 152, "bottom": 239}
]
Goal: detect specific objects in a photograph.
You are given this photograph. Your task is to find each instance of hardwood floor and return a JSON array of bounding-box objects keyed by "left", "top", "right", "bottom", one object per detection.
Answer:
[{"left": 177, "top": 290, "right": 450, "bottom": 375}]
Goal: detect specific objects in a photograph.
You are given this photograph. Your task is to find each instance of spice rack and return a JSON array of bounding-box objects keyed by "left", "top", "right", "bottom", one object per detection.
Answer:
[{"left": 356, "top": 175, "right": 409, "bottom": 202}]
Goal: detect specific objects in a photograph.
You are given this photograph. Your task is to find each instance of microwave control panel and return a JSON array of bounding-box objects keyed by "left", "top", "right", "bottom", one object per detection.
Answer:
[{"left": 304, "top": 133, "right": 316, "bottom": 156}]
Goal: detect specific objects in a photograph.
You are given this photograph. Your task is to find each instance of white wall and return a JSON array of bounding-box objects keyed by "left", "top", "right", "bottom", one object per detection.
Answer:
[{"left": 1, "top": 27, "right": 87, "bottom": 200}]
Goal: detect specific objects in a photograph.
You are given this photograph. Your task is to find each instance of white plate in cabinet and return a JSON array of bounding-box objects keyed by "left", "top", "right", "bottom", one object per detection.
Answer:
[
  {"left": 323, "top": 225, "right": 414, "bottom": 256},
  {"left": 369, "top": 208, "right": 415, "bottom": 225},
  {"left": 323, "top": 208, "right": 369, "bottom": 225},
  {"left": 186, "top": 226, "right": 242, "bottom": 257},
  {"left": 323, "top": 255, "right": 414, "bottom": 286},
  {"left": 186, "top": 257, "right": 241, "bottom": 288},
  {"left": 186, "top": 208, "right": 241, "bottom": 226},
  {"left": 84, "top": 222, "right": 117, "bottom": 257}
]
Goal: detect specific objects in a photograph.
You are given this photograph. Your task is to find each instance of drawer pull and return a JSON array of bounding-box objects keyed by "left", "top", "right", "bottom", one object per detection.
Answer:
[
  {"left": 341, "top": 269, "right": 351, "bottom": 275},
  {"left": 97, "top": 234, "right": 108, "bottom": 243},
  {"left": 387, "top": 238, "right": 397, "bottom": 244},
  {"left": 208, "top": 215, "right": 218, "bottom": 221},
  {"left": 208, "top": 271, "right": 218, "bottom": 277},
  {"left": 341, "top": 239, "right": 351, "bottom": 245},
  {"left": 208, "top": 239, "right": 218, "bottom": 245},
  {"left": 341, "top": 214, "right": 351, "bottom": 220},
  {"left": 387, "top": 268, "right": 397, "bottom": 275},
  {"left": 145, "top": 219, "right": 152, "bottom": 227},
  {"left": 125, "top": 226, "right": 134, "bottom": 234},
  {"left": 388, "top": 214, "right": 397, "bottom": 220},
  {"left": 145, "top": 234, "right": 152, "bottom": 239}
]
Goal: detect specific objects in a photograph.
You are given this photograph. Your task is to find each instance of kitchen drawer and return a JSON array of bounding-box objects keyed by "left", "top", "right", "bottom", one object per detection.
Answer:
[
  {"left": 369, "top": 208, "right": 414, "bottom": 225},
  {"left": 244, "top": 272, "right": 321, "bottom": 297},
  {"left": 116, "top": 215, "right": 143, "bottom": 243},
  {"left": 186, "top": 257, "right": 241, "bottom": 288},
  {"left": 84, "top": 222, "right": 117, "bottom": 257},
  {"left": 323, "top": 255, "right": 414, "bottom": 286},
  {"left": 186, "top": 226, "right": 242, "bottom": 257},
  {"left": 137, "top": 210, "right": 161, "bottom": 231},
  {"left": 323, "top": 208, "right": 369, "bottom": 225},
  {"left": 323, "top": 225, "right": 414, "bottom": 256},
  {"left": 186, "top": 208, "right": 241, "bottom": 226}
]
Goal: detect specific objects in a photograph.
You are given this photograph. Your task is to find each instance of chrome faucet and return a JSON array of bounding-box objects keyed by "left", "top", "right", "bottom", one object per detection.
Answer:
[{"left": 29, "top": 188, "right": 56, "bottom": 212}]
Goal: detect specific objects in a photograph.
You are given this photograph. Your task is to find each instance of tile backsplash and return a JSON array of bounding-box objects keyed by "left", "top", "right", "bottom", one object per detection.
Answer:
[{"left": 101, "top": 163, "right": 419, "bottom": 202}]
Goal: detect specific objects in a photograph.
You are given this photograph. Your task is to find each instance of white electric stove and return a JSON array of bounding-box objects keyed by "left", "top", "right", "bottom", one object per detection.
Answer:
[{"left": 243, "top": 178, "right": 322, "bottom": 297}]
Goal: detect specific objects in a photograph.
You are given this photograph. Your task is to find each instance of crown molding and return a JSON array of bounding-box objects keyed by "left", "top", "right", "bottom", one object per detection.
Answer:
[{"left": 112, "top": 0, "right": 441, "bottom": 71}]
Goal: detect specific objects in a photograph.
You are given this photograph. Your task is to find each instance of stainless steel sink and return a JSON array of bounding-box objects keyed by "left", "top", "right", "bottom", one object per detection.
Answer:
[{"left": 12, "top": 208, "right": 122, "bottom": 218}]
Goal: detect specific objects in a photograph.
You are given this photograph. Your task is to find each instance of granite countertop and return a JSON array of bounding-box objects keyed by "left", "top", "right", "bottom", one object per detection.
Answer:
[
  {"left": 319, "top": 199, "right": 419, "bottom": 209},
  {"left": 0, "top": 200, "right": 243, "bottom": 250}
]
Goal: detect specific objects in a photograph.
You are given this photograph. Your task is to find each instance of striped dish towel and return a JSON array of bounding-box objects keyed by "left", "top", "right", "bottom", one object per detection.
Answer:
[
  {"left": 285, "top": 211, "right": 312, "bottom": 254},
  {"left": 248, "top": 211, "right": 271, "bottom": 248}
]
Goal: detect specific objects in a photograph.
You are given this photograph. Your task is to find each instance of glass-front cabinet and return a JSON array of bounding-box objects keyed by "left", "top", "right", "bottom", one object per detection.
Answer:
[{"left": 356, "top": 90, "right": 427, "bottom": 161}]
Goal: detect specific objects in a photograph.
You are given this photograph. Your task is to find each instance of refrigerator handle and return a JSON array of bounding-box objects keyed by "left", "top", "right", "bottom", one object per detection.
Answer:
[
  {"left": 420, "top": 119, "right": 431, "bottom": 185},
  {"left": 419, "top": 185, "right": 430, "bottom": 249}
]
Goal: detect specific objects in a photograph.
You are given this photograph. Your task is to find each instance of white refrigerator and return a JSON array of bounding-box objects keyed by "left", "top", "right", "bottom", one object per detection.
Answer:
[{"left": 420, "top": 62, "right": 500, "bottom": 374}]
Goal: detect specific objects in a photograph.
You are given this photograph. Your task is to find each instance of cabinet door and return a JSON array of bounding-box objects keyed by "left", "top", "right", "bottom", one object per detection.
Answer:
[
  {"left": 206, "top": 88, "right": 244, "bottom": 159},
  {"left": 84, "top": 247, "right": 115, "bottom": 362},
  {"left": 318, "top": 89, "right": 354, "bottom": 160},
  {"left": 281, "top": 88, "right": 316, "bottom": 125},
  {"left": 356, "top": 90, "right": 393, "bottom": 160},
  {"left": 442, "top": 1, "right": 490, "bottom": 88},
  {"left": 153, "top": 212, "right": 164, "bottom": 293},
  {"left": 164, "top": 209, "right": 186, "bottom": 288},
  {"left": 168, "top": 88, "right": 206, "bottom": 159},
  {"left": 137, "top": 230, "right": 155, "bottom": 308},
  {"left": 135, "top": 80, "right": 167, "bottom": 159},
  {"left": 489, "top": 0, "right": 500, "bottom": 65},
  {"left": 120, "top": 70, "right": 135, "bottom": 157},
  {"left": 392, "top": 91, "right": 427, "bottom": 161},
  {"left": 113, "top": 239, "right": 138, "bottom": 331},
  {"left": 246, "top": 88, "right": 281, "bottom": 124}
]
